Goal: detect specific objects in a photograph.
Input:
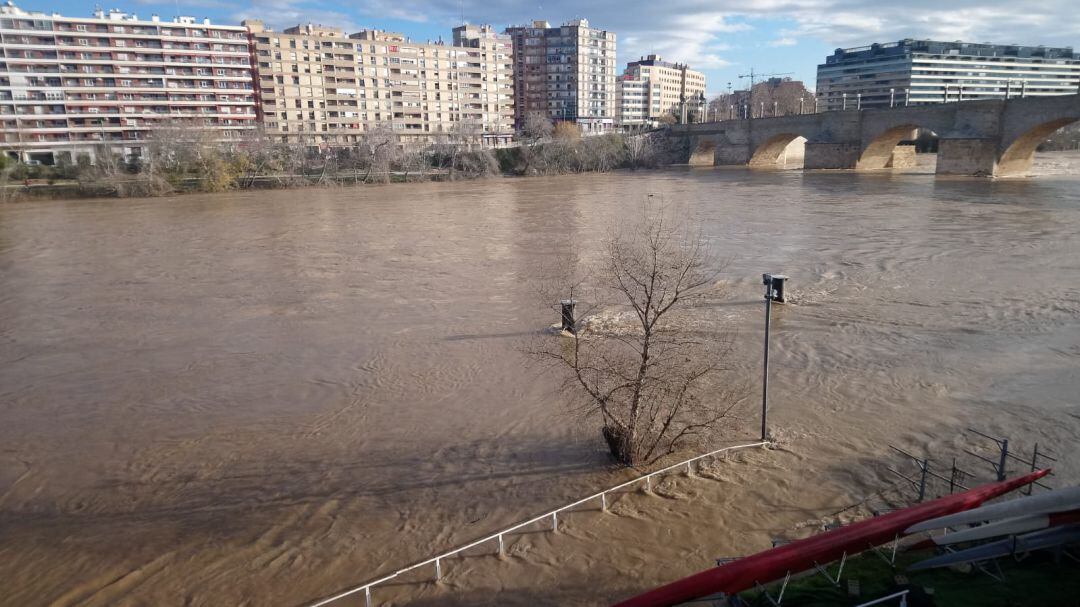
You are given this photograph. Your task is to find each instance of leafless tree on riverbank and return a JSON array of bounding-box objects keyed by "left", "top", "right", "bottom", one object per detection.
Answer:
[{"left": 529, "top": 203, "right": 743, "bottom": 466}]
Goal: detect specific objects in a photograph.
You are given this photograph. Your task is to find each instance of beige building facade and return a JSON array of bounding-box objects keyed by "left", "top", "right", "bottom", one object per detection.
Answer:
[
  {"left": 245, "top": 20, "right": 514, "bottom": 147},
  {"left": 0, "top": 3, "right": 255, "bottom": 163},
  {"left": 623, "top": 55, "right": 706, "bottom": 121}
]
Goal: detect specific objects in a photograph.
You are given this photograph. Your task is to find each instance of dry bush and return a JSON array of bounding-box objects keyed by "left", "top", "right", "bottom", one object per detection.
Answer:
[{"left": 529, "top": 202, "right": 743, "bottom": 466}]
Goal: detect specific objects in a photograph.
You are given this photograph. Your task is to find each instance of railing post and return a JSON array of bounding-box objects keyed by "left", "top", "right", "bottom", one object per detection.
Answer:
[
  {"left": 918, "top": 458, "right": 928, "bottom": 502},
  {"left": 552, "top": 512, "right": 558, "bottom": 533},
  {"left": 365, "top": 587, "right": 372, "bottom": 607},
  {"left": 997, "top": 439, "right": 1008, "bottom": 481},
  {"left": 601, "top": 492, "right": 607, "bottom": 512},
  {"left": 686, "top": 461, "right": 693, "bottom": 476},
  {"left": 434, "top": 557, "right": 442, "bottom": 581},
  {"left": 645, "top": 476, "right": 652, "bottom": 492},
  {"left": 498, "top": 533, "right": 505, "bottom": 556}
]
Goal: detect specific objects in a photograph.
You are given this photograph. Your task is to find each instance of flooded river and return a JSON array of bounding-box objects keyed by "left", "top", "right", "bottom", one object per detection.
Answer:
[{"left": 2, "top": 154, "right": 1079, "bottom": 606}]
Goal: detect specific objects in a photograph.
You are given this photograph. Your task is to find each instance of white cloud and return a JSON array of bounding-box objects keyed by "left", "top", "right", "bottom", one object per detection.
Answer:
[
  {"left": 232, "top": 0, "right": 1080, "bottom": 76},
  {"left": 232, "top": 0, "right": 363, "bottom": 32}
]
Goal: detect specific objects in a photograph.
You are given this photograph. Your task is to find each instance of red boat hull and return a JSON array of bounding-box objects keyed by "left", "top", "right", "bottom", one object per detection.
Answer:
[{"left": 613, "top": 470, "right": 1050, "bottom": 607}]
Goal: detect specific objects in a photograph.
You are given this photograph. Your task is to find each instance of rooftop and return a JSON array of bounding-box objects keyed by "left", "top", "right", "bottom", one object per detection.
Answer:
[
  {"left": 826, "top": 38, "right": 1079, "bottom": 63},
  {"left": 0, "top": 0, "right": 241, "bottom": 28}
]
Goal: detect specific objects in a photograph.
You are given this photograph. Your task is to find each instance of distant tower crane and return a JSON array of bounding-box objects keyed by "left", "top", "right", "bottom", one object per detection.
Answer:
[{"left": 737, "top": 68, "right": 794, "bottom": 118}]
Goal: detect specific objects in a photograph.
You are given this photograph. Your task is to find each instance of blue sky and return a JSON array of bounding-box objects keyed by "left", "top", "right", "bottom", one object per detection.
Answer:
[{"left": 20, "top": 0, "right": 1079, "bottom": 95}]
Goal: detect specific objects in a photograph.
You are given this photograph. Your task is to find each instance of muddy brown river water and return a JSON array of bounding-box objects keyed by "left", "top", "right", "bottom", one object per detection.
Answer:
[{"left": 2, "top": 154, "right": 1079, "bottom": 606}]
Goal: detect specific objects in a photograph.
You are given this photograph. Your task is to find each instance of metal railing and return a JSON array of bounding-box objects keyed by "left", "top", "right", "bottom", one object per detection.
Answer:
[
  {"left": 855, "top": 589, "right": 910, "bottom": 607},
  {"left": 307, "top": 440, "right": 769, "bottom": 607}
]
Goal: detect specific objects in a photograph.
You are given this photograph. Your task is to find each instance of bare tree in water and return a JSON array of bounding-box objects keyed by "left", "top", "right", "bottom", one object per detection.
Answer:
[{"left": 531, "top": 203, "right": 743, "bottom": 466}]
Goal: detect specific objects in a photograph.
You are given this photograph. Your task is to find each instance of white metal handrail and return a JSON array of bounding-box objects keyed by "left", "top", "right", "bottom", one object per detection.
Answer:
[
  {"left": 855, "top": 589, "right": 910, "bottom": 607},
  {"left": 307, "top": 440, "right": 768, "bottom": 607}
]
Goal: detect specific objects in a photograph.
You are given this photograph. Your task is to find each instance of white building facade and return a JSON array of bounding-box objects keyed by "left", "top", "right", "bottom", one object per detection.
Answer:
[
  {"left": 0, "top": 2, "right": 255, "bottom": 163},
  {"left": 616, "top": 75, "right": 648, "bottom": 126},
  {"left": 622, "top": 54, "right": 706, "bottom": 121},
  {"left": 817, "top": 39, "right": 1080, "bottom": 111}
]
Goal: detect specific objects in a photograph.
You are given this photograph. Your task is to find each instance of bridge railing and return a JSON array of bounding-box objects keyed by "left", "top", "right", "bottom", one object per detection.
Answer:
[{"left": 307, "top": 440, "right": 769, "bottom": 607}]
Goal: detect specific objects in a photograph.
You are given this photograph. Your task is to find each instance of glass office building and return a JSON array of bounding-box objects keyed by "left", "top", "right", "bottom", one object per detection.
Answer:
[{"left": 817, "top": 39, "right": 1080, "bottom": 111}]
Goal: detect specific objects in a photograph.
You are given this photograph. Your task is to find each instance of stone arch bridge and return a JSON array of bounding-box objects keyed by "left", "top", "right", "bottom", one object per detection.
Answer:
[{"left": 673, "top": 93, "right": 1080, "bottom": 177}]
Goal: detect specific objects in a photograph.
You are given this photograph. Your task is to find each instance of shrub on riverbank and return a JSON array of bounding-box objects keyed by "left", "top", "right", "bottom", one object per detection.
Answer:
[
  {"left": 4, "top": 127, "right": 677, "bottom": 200},
  {"left": 496, "top": 132, "right": 675, "bottom": 176}
]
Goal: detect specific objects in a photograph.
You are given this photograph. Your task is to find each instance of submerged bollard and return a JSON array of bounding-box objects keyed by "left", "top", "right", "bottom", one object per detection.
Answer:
[{"left": 560, "top": 299, "right": 577, "bottom": 333}]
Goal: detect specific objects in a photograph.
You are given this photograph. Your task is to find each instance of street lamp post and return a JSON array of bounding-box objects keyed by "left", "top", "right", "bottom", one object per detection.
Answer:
[{"left": 761, "top": 273, "right": 787, "bottom": 442}]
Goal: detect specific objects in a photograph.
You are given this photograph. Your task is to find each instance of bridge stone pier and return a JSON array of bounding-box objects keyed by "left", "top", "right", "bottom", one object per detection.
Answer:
[{"left": 674, "top": 93, "right": 1080, "bottom": 177}]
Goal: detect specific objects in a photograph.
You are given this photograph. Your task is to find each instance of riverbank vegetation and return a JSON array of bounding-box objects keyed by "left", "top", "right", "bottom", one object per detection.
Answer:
[{"left": 1, "top": 116, "right": 677, "bottom": 201}]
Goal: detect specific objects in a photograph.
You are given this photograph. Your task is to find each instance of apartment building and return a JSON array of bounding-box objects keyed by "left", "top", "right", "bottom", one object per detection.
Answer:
[
  {"left": 622, "top": 55, "right": 706, "bottom": 121},
  {"left": 245, "top": 20, "right": 514, "bottom": 147},
  {"left": 615, "top": 75, "right": 648, "bottom": 126},
  {"left": 817, "top": 39, "right": 1080, "bottom": 111},
  {"left": 505, "top": 19, "right": 616, "bottom": 133},
  {"left": 0, "top": 2, "right": 255, "bottom": 163}
]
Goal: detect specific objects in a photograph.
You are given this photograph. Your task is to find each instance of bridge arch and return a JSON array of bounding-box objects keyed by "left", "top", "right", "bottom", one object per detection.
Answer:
[
  {"left": 997, "top": 117, "right": 1080, "bottom": 177},
  {"left": 749, "top": 133, "right": 808, "bottom": 168},
  {"left": 688, "top": 137, "right": 717, "bottom": 166},
  {"left": 856, "top": 123, "right": 933, "bottom": 171}
]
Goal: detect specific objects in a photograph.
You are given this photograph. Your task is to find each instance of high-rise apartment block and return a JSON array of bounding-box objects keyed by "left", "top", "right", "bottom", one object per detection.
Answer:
[
  {"left": 0, "top": 3, "right": 255, "bottom": 163},
  {"left": 505, "top": 19, "right": 616, "bottom": 133},
  {"left": 621, "top": 55, "right": 706, "bottom": 121},
  {"left": 615, "top": 75, "right": 648, "bottom": 126},
  {"left": 244, "top": 20, "right": 514, "bottom": 147},
  {"left": 817, "top": 39, "right": 1080, "bottom": 111},
  {"left": 1, "top": 4, "right": 633, "bottom": 160}
]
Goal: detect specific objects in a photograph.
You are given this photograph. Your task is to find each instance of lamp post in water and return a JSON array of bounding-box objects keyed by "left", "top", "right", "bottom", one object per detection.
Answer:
[{"left": 761, "top": 273, "right": 787, "bottom": 441}]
